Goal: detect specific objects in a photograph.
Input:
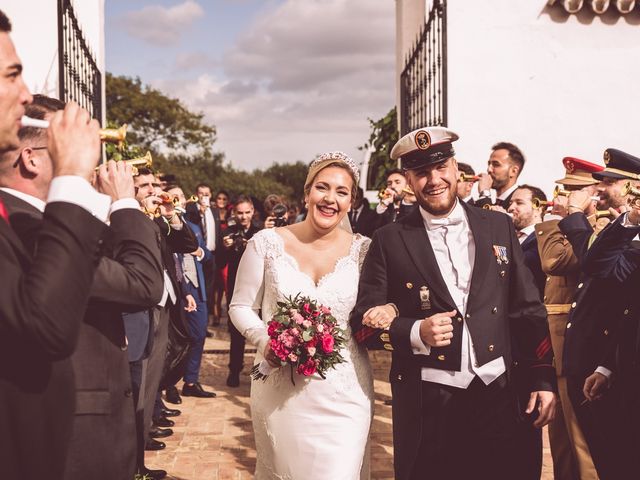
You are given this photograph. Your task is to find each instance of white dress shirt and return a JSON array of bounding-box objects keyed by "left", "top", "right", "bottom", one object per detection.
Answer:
[
  {"left": 1, "top": 176, "right": 111, "bottom": 221},
  {"left": 409, "top": 200, "right": 506, "bottom": 388},
  {"left": 517, "top": 224, "right": 535, "bottom": 244},
  {"left": 203, "top": 207, "right": 217, "bottom": 252}
]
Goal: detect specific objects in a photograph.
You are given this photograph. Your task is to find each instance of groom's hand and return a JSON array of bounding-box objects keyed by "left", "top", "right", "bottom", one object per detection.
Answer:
[{"left": 419, "top": 310, "right": 456, "bottom": 347}]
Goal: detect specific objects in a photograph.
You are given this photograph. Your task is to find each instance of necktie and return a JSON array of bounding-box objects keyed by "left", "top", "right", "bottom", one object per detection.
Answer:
[{"left": 0, "top": 197, "right": 9, "bottom": 224}]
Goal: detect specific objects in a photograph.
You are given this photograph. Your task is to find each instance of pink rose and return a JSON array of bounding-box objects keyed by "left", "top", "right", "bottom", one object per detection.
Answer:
[
  {"left": 316, "top": 324, "right": 324, "bottom": 333},
  {"left": 307, "top": 346, "right": 316, "bottom": 357},
  {"left": 288, "top": 353, "right": 298, "bottom": 362},
  {"left": 290, "top": 327, "right": 300, "bottom": 337},
  {"left": 321, "top": 306, "right": 331, "bottom": 314},
  {"left": 292, "top": 312, "right": 304, "bottom": 324},
  {"left": 302, "top": 320, "right": 312, "bottom": 329},
  {"left": 321, "top": 334, "right": 335, "bottom": 353}
]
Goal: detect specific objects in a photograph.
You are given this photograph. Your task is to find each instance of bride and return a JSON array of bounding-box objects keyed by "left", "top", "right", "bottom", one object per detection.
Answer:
[{"left": 229, "top": 152, "right": 388, "bottom": 479}]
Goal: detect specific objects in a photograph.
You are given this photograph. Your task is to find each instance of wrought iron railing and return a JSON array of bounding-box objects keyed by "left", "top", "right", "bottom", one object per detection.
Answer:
[
  {"left": 399, "top": 0, "right": 448, "bottom": 135},
  {"left": 58, "top": 0, "right": 102, "bottom": 121}
]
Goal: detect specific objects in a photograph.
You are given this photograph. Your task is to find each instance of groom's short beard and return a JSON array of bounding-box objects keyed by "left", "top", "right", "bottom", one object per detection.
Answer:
[{"left": 415, "top": 186, "right": 457, "bottom": 217}]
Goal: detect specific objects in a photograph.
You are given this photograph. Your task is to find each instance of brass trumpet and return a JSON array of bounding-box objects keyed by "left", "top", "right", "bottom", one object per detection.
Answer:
[
  {"left": 21, "top": 115, "right": 128, "bottom": 147},
  {"left": 378, "top": 186, "right": 415, "bottom": 202},
  {"left": 95, "top": 151, "right": 153, "bottom": 176},
  {"left": 553, "top": 186, "right": 570, "bottom": 198},
  {"left": 459, "top": 173, "right": 479, "bottom": 183},
  {"left": 532, "top": 198, "right": 553, "bottom": 209},
  {"left": 622, "top": 181, "right": 640, "bottom": 208},
  {"left": 595, "top": 210, "right": 613, "bottom": 219},
  {"left": 187, "top": 195, "right": 198, "bottom": 203}
]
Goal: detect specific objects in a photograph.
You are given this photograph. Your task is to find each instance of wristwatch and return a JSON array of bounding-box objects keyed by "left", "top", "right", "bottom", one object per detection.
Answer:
[{"left": 480, "top": 189, "right": 492, "bottom": 198}]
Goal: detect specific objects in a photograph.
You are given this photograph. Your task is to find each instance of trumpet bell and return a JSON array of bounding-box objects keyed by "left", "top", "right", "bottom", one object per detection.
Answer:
[
  {"left": 532, "top": 198, "right": 551, "bottom": 209},
  {"left": 100, "top": 124, "right": 128, "bottom": 147},
  {"left": 126, "top": 151, "right": 153, "bottom": 175},
  {"left": 553, "top": 185, "right": 570, "bottom": 198},
  {"left": 459, "top": 173, "right": 479, "bottom": 183}
]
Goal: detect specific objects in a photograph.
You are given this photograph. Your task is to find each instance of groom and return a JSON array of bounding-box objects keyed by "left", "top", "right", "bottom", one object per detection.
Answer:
[{"left": 351, "top": 127, "right": 556, "bottom": 480}]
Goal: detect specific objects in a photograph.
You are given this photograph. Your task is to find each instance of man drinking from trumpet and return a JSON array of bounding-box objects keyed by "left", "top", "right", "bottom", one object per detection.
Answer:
[
  {"left": 475, "top": 142, "right": 526, "bottom": 209},
  {"left": 376, "top": 168, "right": 417, "bottom": 225}
]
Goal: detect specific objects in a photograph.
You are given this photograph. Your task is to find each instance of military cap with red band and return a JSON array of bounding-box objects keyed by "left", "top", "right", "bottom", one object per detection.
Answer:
[{"left": 554, "top": 157, "right": 603, "bottom": 186}]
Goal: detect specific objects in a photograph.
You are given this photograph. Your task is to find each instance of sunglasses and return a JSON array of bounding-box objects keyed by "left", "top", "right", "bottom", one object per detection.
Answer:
[{"left": 13, "top": 146, "right": 47, "bottom": 168}]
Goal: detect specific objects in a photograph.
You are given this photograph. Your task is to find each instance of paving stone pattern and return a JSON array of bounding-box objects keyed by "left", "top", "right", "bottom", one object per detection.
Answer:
[{"left": 148, "top": 324, "right": 553, "bottom": 479}]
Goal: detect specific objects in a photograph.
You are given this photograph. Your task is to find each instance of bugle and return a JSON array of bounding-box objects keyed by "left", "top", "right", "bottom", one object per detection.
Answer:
[
  {"left": 553, "top": 186, "right": 570, "bottom": 198},
  {"left": 21, "top": 115, "right": 128, "bottom": 147},
  {"left": 459, "top": 173, "right": 479, "bottom": 183},
  {"left": 595, "top": 210, "right": 613, "bottom": 219},
  {"left": 532, "top": 198, "right": 553, "bottom": 209},
  {"left": 622, "top": 181, "right": 640, "bottom": 208}
]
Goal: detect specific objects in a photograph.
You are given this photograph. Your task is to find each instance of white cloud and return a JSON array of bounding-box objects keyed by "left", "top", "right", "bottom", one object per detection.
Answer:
[
  {"left": 155, "top": 0, "right": 396, "bottom": 170},
  {"left": 122, "top": 1, "right": 205, "bottom": 46}
]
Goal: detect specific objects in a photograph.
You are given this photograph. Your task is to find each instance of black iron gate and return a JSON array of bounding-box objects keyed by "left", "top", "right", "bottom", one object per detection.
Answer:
[
  {"left": 57, "top": 0, "right": 102, "bottom": 121},
  {"left": 399, "top": 0, "right": 447, "bottom": 135}
]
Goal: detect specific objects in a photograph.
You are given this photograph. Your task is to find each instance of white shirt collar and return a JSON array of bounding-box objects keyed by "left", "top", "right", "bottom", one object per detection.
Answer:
[
  {"left": 0, "top": 187, "right": 45, "bottom": 213},
  {"left": 419, "top": 199, "right": 466, "bottom": 231},
  {"left": 518, "top": 224, "right": 536, "bottom": 243},
  {"left": 498, "top": 183, "right": 519, "bottom": 201}
]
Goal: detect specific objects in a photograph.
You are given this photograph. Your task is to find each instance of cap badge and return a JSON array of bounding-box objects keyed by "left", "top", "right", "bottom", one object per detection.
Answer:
[
  {"left": 415, "top": 130, "right": 431, "bottom": 150},
  {"left": 604, "top": 150, "right": 610, "bottom": 165},
  {"left": 419, "top": 286, "right": 431, "bottom": 310},
  {"left": 565, "top": 160, "right": 575, "bottom": 174}
]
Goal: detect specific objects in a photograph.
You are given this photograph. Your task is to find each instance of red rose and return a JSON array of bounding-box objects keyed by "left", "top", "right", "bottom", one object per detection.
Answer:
[
  {"left": 297, "top": 358, "right": 316, "bottom": 376},
  {"left": 303, "top": 303, "right": 311, "bottom": 314},
  {"left": 267, "top": 321, "right": 279, "bottom": 337},
  {"left": 321, "top": 334, "right": 334, "bottom": 353}
]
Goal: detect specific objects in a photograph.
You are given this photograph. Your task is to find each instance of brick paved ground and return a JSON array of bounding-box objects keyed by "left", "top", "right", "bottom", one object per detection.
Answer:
[{"left": 148, "top": 322, "right": 553, "bottom": 479}]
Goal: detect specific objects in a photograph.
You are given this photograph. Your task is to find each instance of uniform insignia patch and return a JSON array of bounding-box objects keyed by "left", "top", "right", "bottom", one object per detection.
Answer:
[
  {"left": 492, "top": 245, "right": 509, "bottom": 265},
  {"left": 419, "top": 286, "right": 431, "bottom": 310}
]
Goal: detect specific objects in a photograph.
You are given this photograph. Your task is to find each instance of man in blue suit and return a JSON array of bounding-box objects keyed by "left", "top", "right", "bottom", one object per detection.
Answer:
[{"left": 169, "top": 186, "right": 216, "bottom": 397}]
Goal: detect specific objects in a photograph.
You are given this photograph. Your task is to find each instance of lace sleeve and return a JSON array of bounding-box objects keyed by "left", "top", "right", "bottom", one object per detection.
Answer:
[
  {"left": 228, "top": 236, "right": 270, "bottom": 354},
  {"left": 357, "top": 235, "right": 372, "bottom": 272}
]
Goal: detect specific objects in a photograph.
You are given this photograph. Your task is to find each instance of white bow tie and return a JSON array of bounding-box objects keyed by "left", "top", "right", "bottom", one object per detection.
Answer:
[{"left": 428, "top": 216, "right": 463, "bottom": 229}]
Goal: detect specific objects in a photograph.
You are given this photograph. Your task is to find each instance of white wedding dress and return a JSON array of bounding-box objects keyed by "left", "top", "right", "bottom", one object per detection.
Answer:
[{"left": 229, "top": 229, "right": 374, "bottom": 480}]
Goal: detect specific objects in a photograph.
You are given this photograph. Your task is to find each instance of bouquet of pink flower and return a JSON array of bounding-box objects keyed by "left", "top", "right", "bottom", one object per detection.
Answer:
[{"left": 251, "top": 294, "right": 347, "bottom": 383}]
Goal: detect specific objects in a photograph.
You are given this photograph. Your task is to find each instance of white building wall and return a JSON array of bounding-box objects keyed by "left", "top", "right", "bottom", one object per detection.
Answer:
[
  {"left": 398, "top": 0, "right": 640, "bottom": 193},
  {"left": 4, "top": 1, "right": 105, "bottom": 121}
]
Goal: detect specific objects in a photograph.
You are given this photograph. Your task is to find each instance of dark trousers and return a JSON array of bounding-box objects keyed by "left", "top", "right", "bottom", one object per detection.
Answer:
[
  {"left": 409, "top": 375, "right": 520, "bottom": 480},
  {"left": 183, "top": 300, "right": 208, "bottom": 383},
  {"left": 228, "top": 317, "right": 246, "bottom": 374},
  {"left": 567, "top": 374, "right": 635, "bottom": 480},
  {"left": 143, "top": 306, "right": 169, "bottom": 442},
  {"left": 130, "top": 359, "right": 145, "bottom": 471}
]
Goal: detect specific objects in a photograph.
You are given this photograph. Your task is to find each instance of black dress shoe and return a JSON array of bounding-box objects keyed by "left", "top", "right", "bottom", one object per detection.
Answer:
[
  {"left": 140, "top": 467, "right": 167, "bottom": 480},
  {"left": 153, "top": 416, "right": 175, "bottom": 428},
  {"left": 161, "top": 406, "right": 181, "bottom": 417},
  {"left": 144, "top": 439, "right": 166, "bottom": 451},
  {"left": 182, "top": 382, "right": 216, "bottom": 398},
  {"left": 226, "top": 372, "right": 240, "bottom": 388},
  {"left": 165, "top": 385, "right": 182, "bottom": 404},
  {"left": 149, "top": 426, "right": 173, "bottom": 438}
]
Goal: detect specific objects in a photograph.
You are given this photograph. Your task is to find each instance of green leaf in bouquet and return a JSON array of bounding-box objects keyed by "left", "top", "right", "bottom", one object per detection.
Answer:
[{"left": 302, "top": 330, "right": 313, "bottom": 342}]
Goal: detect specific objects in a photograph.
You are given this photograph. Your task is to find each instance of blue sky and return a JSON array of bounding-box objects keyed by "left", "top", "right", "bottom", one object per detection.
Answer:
[{"left": 105, "top": 0, "right": 396, "bottom": 171}]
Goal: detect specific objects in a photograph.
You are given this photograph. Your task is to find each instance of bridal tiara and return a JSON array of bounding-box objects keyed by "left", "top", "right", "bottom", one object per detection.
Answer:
[{"left": 311, "top": 151, "right": 360, "bottom": 183}]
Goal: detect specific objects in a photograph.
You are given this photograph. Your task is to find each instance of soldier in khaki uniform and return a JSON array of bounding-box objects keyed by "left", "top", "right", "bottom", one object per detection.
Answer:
[{"left": 536, "top": 157, "right": 602, "bottom": 480}]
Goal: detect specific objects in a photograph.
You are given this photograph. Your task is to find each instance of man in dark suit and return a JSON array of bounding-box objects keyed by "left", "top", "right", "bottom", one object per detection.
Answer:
[
  {"left": 349, "top": 187, "right": 377, "bottom": 237},
  {"left": 218, "top": 195, "right": 261, "bottom": 387},
  {"left": 0, "top": 95, "right": 165, "bottom": 480},
  {"left": 507, "top": 185, "right": 547, "bottom": 297},
  {"left": 582, "top": 176, "right": 640, "bottom": 467},
  {"left": 0, "top": 11, "right": 111, "bottom": 477},
  {"left": 474, "top": 142, "right": 525, "bottom": 209},
  {"left": 557, "top": 148, "right": 640, "bottom": 479},
  {"left": 351, "top": 126, "right": 556, "bottom": 480},
  {"left": 168, "top": 185, "right": 214, "bottom": 397},
  {"left": 375, "top": 168, "right": 417, "bottom": 226},
  {"left": 187, "top": 183, "right": 223, "bottom": 331}
]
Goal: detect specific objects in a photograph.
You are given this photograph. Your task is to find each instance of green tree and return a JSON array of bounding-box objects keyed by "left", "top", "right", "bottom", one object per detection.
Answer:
[{"left": 361, "top": 107, "right": 399, "bottom": 191}]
